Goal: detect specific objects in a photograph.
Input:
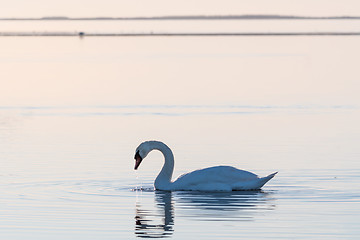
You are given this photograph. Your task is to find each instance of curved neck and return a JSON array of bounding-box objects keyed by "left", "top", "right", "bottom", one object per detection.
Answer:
[{"left": 147, "top": 141, "right": 174, "bottom": 190}]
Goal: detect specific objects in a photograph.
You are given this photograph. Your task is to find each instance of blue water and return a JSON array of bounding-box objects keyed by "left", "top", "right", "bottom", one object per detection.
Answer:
[{"left": 1, "top": 105, "right": 359, "bottom": 239}]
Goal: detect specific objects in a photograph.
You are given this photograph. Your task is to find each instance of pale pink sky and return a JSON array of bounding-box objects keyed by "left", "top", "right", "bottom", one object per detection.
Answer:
[{"left": 2, "top": 0, "right": 360, "bottom": 17}]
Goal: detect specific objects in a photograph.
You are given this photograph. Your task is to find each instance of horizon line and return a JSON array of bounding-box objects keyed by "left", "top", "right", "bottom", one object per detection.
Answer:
[{"left": 1, "top": 31, "right": 360, "bottom": 37}]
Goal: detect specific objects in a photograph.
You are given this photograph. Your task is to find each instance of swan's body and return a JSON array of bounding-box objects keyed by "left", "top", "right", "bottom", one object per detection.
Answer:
[{"left": 134, "top": 141, "right": 277, "bottom": 192}]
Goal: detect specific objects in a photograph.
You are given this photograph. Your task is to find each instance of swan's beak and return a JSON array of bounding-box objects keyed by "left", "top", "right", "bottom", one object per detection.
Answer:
[{"left": 134, "top": 151, "right": 143, "bottom": 170}]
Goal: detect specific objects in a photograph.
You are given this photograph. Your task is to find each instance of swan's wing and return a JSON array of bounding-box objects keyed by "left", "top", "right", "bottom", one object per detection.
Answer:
[{"left": 172, "top": 166, "right": 259, "bottom": 190}]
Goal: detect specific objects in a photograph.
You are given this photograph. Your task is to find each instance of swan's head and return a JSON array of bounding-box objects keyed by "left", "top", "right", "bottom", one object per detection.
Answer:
[{"left": 134, "top": 142, "right": 151, "bottom": 170}]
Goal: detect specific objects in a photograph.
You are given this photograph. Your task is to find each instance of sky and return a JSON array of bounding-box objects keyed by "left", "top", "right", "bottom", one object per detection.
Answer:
[{"left": 2, "top": 0, "right": 360, "bottom": 18}]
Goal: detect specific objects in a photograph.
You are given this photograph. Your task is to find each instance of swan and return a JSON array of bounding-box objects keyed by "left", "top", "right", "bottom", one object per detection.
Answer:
[{"left": 134, "top": 141, "right": 277, "bottom": 192}]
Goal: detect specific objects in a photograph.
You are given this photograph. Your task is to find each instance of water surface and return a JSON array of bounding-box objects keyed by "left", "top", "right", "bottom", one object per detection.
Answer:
[{"left": 1, "top": 20, "right": 360, "bottom": 239}]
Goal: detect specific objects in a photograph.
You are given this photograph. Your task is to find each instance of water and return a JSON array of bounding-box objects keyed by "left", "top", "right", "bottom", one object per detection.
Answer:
[{"left": 1, "top": 19, "right": 360, "bottom": 239}]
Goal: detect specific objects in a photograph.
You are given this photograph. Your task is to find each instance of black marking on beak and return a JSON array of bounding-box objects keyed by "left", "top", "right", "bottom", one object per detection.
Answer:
[{"left": 134, "top": 150, "right": 143, "bottom": 170}]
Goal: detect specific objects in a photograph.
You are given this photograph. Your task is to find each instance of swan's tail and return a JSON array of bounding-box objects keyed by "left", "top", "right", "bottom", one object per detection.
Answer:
[
  {"left": 232, "top": 171, "right": 278, "bottom": 190},
  {"left": 266, "top": 172, "right": 278, "bottom": 179},
  {"left": 257, "top": 172, "right": 278, "bottom": 189}
]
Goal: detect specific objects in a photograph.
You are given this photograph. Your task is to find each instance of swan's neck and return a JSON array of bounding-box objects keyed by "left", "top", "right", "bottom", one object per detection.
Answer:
[{"left": 150, "top": 141, "right": 174, "bottom": 190}]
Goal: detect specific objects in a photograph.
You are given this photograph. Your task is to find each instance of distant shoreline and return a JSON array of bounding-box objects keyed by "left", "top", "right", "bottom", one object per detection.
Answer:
[
  {"left": 1, "top": 32, "right": 360, "bottom": 37},
  {"left": 1, "top": 15, "right": 360, "bottom": 21}
]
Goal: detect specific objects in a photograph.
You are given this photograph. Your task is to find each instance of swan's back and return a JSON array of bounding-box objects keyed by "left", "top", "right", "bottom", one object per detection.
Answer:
[{"left": 171, "top": 166, "right": 275, "bottom": 191}]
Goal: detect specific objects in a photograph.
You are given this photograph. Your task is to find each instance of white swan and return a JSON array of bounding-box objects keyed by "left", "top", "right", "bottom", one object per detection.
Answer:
[{"left": 134, "top": 141, "right": 277, "bottom": 191}]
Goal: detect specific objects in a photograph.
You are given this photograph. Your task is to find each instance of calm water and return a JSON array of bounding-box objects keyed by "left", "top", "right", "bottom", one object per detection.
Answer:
[{"left": 1, "top": 20, "right": 360, "bottom": 239}]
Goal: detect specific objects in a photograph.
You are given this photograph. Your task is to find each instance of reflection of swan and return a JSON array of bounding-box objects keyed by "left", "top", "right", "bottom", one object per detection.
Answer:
[
  {"left": 134, "top": 141, "right": 277, "bottom": 191},
  {"left": 134, "top": 190, "right": 275, "bottom": 238},
  {"left": 174, "top": 191, "right": 275, "bottom": 221},
  {"left": 135, "top": 191, "right": 174, "bottom": 238}
]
